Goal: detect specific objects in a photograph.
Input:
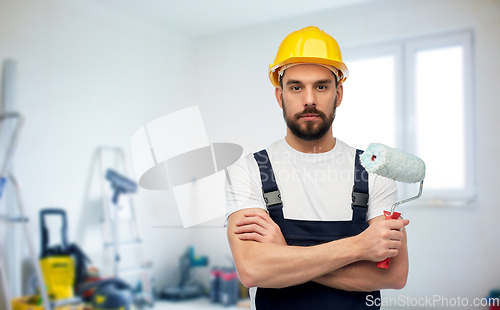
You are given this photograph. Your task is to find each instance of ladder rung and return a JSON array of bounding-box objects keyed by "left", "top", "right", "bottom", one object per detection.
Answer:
[
  {"left": 0, "top": 214, "right": 28, "bottom": 222},
  {"left": 104, "top": 240, "right": 142, "bottom": 247},
  {"left": 101, "top": 218, "right": 137, "bottom": 223},
  {"left": 119, "top": 262, "right": 152, "bottom": 274}
]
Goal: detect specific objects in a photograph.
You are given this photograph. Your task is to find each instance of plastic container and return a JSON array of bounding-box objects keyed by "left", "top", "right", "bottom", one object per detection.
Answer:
[
  {"left": 11, "top": 296, "right": 83, "bottom": 310},
  {"left": 40, "top": 257, "right": 75, "bottom": 300},
  {"left": 209, "top": 267, "right": 220, "bottom": 303}
]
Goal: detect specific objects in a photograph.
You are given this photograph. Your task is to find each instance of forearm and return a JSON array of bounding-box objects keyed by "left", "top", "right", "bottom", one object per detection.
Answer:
[
  {"left": 228, "top": 209, "right": 364, "bottom": 288},
  {"left": 313, "top": 232, "right": 408, "bottom": 291},
  {"left": 231, "top": 235, "right": 361, "bottom": 289},
  {"left": 229, "top": 209, "right": 409, "bottom": 289}
]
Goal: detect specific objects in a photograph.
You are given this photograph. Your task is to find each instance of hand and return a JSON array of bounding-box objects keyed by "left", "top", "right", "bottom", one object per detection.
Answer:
[
  {"left": 355, "top": 218, "right": 410, "bottom": 262},
  {"left": 234, "top": 210, "right": 287, "bottom": 245}
]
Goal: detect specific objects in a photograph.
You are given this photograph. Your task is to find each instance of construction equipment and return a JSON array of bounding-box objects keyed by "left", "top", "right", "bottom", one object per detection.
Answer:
[
  {"left": 39, "top": 208, "right": 91, "bottom": 302},
  {"left": 0, "top": 112, "right": 51, "bottom": 310},
  {"left": 105, "top": 169, "right": 137, "bottom": 205},
  {"left": 0, "top": 63, "right": 83, "bottom": 310},
  {"left": 96, "top": 146, "right": 153, "bottom": 306},
  {"left": 39, "top": 209, "right": 75, "bottom": 301},
  {"left": 160, "top": 246, "right": 208, "bottom": 301},
  {"left": 79, "top": 278, "right": 134, "bottom": 310},
  {"left": 11, "top": 296, "right": 83, "bottom": 310}
]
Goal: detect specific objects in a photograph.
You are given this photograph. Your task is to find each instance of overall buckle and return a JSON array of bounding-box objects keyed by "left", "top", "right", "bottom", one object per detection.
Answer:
[
  {"left": 263, "top": 190, "right": 282, "bottom": 207},
  {"left": 352, "top": 191, "right": 369, "bottom": 208}
]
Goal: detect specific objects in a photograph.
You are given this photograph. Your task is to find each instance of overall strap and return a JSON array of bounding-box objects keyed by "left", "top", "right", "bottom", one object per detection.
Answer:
[
  {"left": 253, "top": 148, "right": 378, "bottom": 310},
  {"left": 253, "top": 150, "right": 282, "bottom": 208},
  {"left": 352, "top": 149, "right": 369, "bottom": 221}
]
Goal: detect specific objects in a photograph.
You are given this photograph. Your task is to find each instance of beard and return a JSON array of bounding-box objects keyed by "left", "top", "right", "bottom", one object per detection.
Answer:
[{"left": 282, "top": 97, "right": 337, "bottom": 141}]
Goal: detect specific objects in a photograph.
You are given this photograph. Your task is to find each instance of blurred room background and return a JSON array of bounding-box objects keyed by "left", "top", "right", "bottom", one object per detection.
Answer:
[{"left": 0, "top": 0, "right": 499, "bottom": 309}]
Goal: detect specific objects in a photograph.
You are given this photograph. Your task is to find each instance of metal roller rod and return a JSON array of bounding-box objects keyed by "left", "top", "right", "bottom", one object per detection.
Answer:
[{"left": 390, "top": 180, "right": 424, "bottom": 214}]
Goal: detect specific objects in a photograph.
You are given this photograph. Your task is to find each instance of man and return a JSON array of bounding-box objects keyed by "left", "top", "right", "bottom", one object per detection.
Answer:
[{"left": 225, "top": 26, "right": 409, "bottom": 310}]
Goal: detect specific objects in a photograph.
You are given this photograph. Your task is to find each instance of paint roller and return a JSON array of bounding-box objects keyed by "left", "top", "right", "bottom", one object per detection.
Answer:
[{"left": 359, "top": 143, "right": 425, "bottom": 269}]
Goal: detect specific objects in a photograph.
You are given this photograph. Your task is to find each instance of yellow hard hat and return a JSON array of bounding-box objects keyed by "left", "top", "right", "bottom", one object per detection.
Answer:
[{"left": 269, "top": 26, "right": 349, "bottom": 87}]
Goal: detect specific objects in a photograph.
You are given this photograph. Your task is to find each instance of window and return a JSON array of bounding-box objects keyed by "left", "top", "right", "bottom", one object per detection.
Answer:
[
  {"left": 334, "top": 30, "right": 475, "bottom": 205},
  {"left": 415, "top": 46, "right": 465, "bottom": 190},
  {"left": 333, "top": 54, "right": 397, "bottom": 148}
]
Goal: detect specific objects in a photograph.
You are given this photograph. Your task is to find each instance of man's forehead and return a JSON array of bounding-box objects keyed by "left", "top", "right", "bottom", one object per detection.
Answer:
[{"left": 283, "top": 64, "right": 336, "bottom": 83}]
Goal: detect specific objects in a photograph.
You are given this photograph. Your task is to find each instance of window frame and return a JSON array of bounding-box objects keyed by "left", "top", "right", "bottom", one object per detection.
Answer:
[{"left": 341, "top": 29, "right": 476, "bottom": 206}]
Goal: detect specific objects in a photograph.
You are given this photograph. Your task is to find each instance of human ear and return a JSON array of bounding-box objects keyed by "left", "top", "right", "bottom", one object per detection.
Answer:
[
  {"left": 275, "top": 86, "right": 283, "bottom": 109},
  {"left": 335, "top": 83, "right": 344, "bottom": 108}
]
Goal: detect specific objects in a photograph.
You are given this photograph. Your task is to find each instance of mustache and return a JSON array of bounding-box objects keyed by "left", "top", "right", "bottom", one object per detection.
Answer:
[{"left": 293, "top": 106, "right": 327, "bottom": 120}]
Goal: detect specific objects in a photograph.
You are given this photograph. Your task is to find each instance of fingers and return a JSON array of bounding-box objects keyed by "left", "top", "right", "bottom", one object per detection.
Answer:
[
  {"left": 380, "top": 219, "right": 407, "bottom": 258},
  {"left": 379, "top": 232, "right": 403, "bottom": 250},
  {"left": 385, "top": 229, "right": 404, "bottom": 241},
  {"left": 358, "top": 217, "right": 409, "bottom": 261},
  {"left": 374, "top": 241, "right": 402, "bottom": 260},
  {"left": 234, "top": 211, "right": 271, "bottom": 238},
  {"left": 386, "top": 249, "right": 399, "bottom": 258},
  {"left": 238, "top": 232, "right": 266, "bottom": 242},
  {"left": 234, "top": 210, "right": 286, "bottom": 245},
  {"left": 235, "top": 211, "right": 276, "bottom": 231},
  {"left": 243, "top": 210, "right": 274, "bottom": 225},
  {"left": 387, "top": 240, "right": 402, "bottom": 250},
  {"left": 235, "top": 223, "right": 266, "bottom": 236},
  {"left": 236, "top": 214, "right": 270, "bottom": 231},
  {"left": 385, "top": 218, "right": 410, "bottom": 231}
]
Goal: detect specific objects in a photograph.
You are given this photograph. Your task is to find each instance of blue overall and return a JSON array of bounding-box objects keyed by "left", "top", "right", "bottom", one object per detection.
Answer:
[{"left": 253, "top": 149, "right": 380, "bottom": 310}]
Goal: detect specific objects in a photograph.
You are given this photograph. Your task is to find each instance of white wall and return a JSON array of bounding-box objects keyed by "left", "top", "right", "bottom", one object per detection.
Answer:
[
  {"left": 0, "top": 0, "right": 196, "bottom": 293},
  {"left": 193, "top": 0, "right": 500, "bottom": 308}
]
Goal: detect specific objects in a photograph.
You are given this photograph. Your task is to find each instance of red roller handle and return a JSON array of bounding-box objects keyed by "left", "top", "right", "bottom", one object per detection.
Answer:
[{"left": 377, "top": 210, "right": 402, "bottom": 269}]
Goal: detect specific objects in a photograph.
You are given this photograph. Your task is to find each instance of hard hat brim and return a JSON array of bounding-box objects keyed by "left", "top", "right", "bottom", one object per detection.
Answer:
[{"left": 269, "top": 57, "right": 349, "bottom": 87}]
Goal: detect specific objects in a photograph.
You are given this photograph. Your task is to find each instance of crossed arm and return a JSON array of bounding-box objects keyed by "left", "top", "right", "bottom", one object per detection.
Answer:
[{"left": 227, "top": 208, "right": 409, "bottom": 291}]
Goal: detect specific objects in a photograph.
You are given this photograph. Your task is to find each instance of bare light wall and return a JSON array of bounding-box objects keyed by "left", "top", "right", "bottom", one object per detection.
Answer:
[
  {"left": 193, "top": 0, "right": 500, "bottom": 307},
  {"left": 0, "top": 0, "right": 195, "bottom": 293}
]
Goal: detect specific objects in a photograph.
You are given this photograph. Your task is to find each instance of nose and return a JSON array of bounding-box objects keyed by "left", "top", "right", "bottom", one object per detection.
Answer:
[{"left": 304, "top": 87, "right": 316, "bottom": 107}]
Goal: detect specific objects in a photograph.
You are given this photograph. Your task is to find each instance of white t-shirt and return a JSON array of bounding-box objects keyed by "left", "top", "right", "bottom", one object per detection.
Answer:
[
  {"left": 226, "top": 138, "right": 397, "bottom": 224},
  {"left": 225, "top": 138, "right": 397, "bottom": 309}
]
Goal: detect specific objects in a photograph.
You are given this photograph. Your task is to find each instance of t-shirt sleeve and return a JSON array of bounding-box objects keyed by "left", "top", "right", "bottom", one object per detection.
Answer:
[
  {"left": 224, "top": 155, "right": 268, "bottom": 227},
  {"left": 367, "top": 174, "right": 398, "bottom": 221}
]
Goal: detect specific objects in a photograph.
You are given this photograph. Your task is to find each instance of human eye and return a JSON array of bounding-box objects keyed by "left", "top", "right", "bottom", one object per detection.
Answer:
[
  {"left": 316, "top": 85, "right": 327, "bottom": 90},
  {"left": 290, "top": 86, "right": 301, "bottom": 91}
]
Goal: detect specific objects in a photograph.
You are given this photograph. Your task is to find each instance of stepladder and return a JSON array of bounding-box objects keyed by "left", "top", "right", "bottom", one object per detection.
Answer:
[
  {"left": 0, "top": 113, "right": 52, "bottom": 310},
  {"left": 96, "top": 146, "right": 154, "bottom": 307}
]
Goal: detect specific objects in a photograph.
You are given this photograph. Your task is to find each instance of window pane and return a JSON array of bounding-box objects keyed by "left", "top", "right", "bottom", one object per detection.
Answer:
[
  {"left": 415, "top": 46, "right": 465, "bottom": 190},
  {"left": 333, "top": 56, "right": 396, "bottom": 150}
]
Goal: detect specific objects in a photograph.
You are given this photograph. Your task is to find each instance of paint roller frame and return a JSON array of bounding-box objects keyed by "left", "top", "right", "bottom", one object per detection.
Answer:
[
  {"left": 389, "top": 180, "right": 424, "bottom": 215},
  {"left": 360, "top": 143, "right": 426, "bottom": 269}
]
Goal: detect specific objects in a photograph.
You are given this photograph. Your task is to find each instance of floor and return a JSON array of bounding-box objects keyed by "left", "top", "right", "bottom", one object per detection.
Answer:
[
  {"left": 152, "top": 299, "right": 401, "bottom": 310},
  {"left": 152, "top": 298, "right": 250, "bottom": 310}
]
